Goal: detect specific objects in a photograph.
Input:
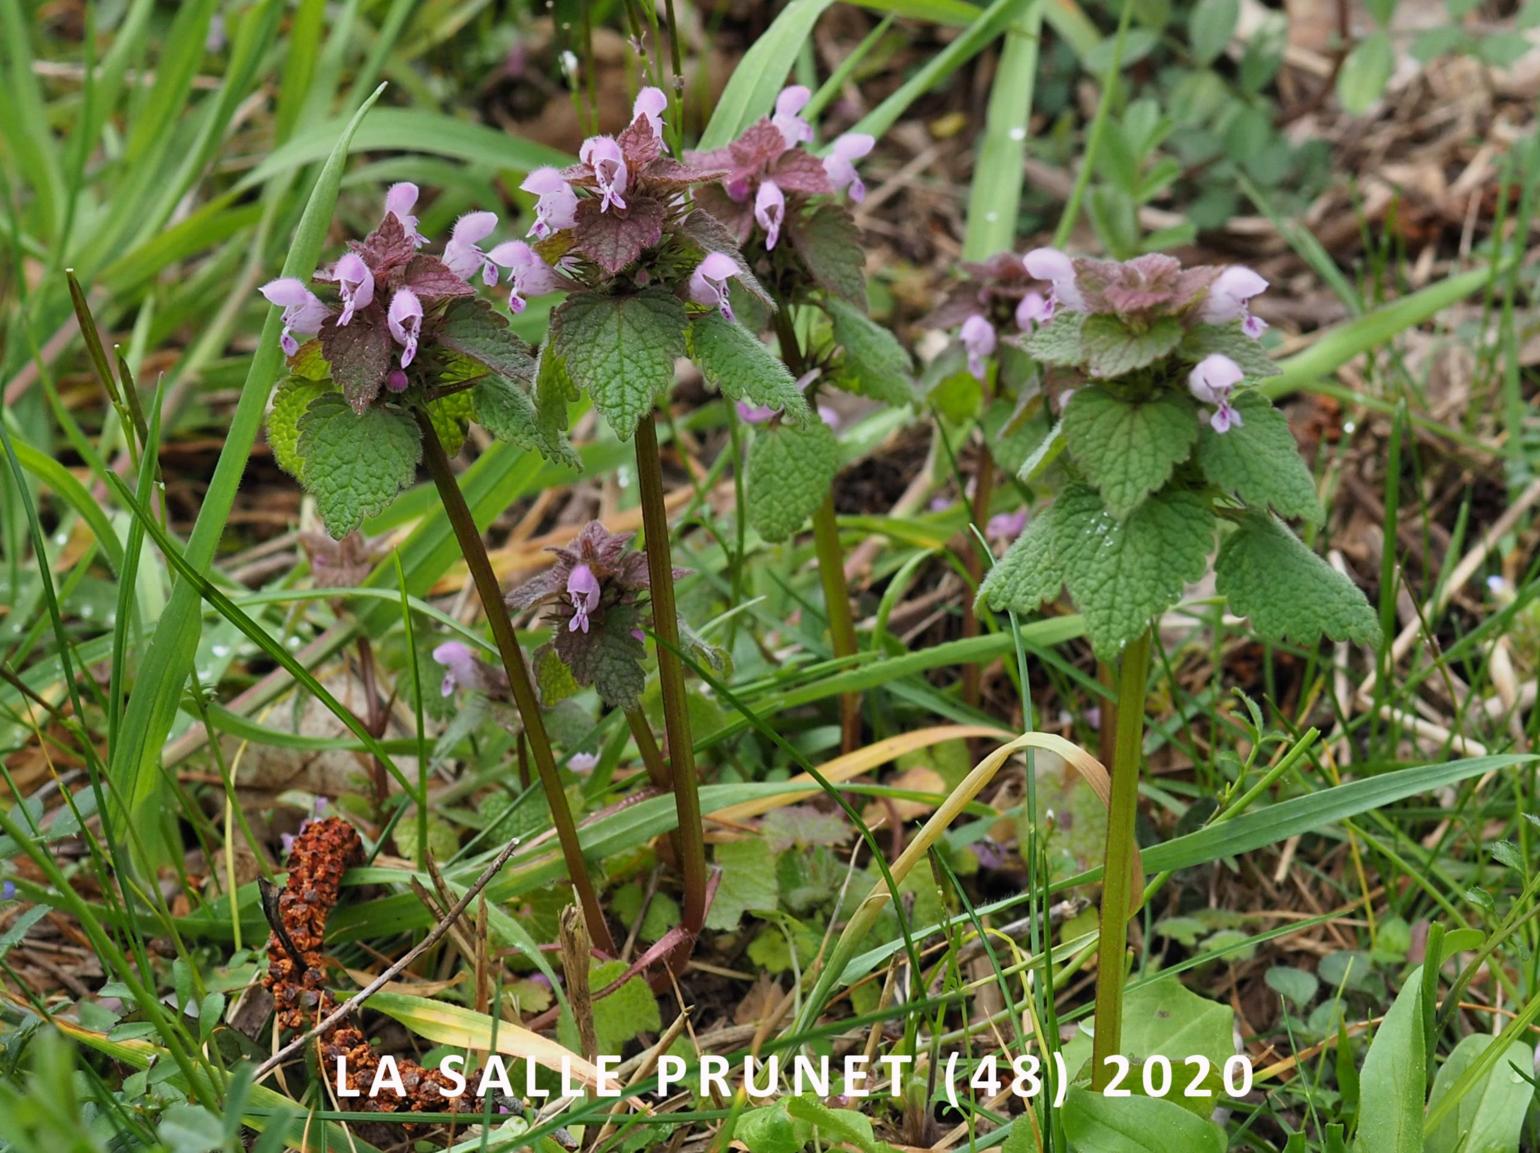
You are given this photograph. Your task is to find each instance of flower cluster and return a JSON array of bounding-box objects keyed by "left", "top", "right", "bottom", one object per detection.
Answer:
[
  {"left": 927, "top": 252, "right": 1053, "bottom": 383},
  {"left": 687, "top": 86, "right": 873, "bottom": 257},
  {"left": 506, "top": 521, "right": 657, "bottom": 709}
]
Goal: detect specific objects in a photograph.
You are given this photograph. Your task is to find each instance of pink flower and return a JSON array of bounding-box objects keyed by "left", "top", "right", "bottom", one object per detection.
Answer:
[
  {"left": 1188, "top": 354, "right": 1245, "bottom": 434},
  {"left": 633, "top": 86, "right": 668, "bottom": 143},
  {"left": 386, "top": 369, "right": 409, "bottom": 393},
  {"left": 824, "top": 133, "right": 874, "bottom": 202},
  {"left": 318, "top": 252, "right": 374, "bottom": 326},
  {"left": 259, "top": 278, "right": 329, "bottom": 356},
  {"left": 755, "top": 180, "right": 785, "bottom": 250},
  {"left": 688, "top": 252, "right": 741, "bottom": 321},
  {"left": 387, "top": 288, "right": 423, "bottom": 368},
  {"left": 1201, "top": 266, "right": 1269, "bottom": 339},
  {"left": 432, "top": 641, "right": 478, "bottom": 697},
  {"left": 772, "top": 85, "right": 814, "bottom": 148},
  {"left": 488, "top": 241, "right": 565, "bottom": 314},
  {"left": 737, "top": 401, "right": 777, "bottom": 424},
  {"left": 569, "top": 752, "right": 598, "bottom": 773},
  {"left": 522, "top": 167, "right": 579, "bottom": 239},
  {"left": 443, "top": 212, "right": 501, "bottom": 285},
  {"left": 1023, "top": 247, "right": 1085, "bottom": 313},
  {"left": 579, "top": 135, "right": 628, "bottom": 213},
  {"left": 567, "top": 563, "right": 601, "bottom": 633},
  {"left": 961, "top": 314, "right": 996, "bottom": 381},
  {"left": 386, "top": 182, "right": 427, "bottom": 246},
  {"left": 818, "top": 405, "right": 840, "bottom": 429},
  {"left": 987, "top": 509, "right": 1028, "bottom": 541},
  {"left": 1016, "top": 290, "right": 1051, "bottom": 331}
]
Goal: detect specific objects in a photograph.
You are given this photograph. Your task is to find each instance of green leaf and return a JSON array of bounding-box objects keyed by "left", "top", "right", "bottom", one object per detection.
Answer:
[
  {"left": 267, "top": 377, "right": 331, "bottom": 481},
  {"left": 697, "top": 0, "right": 837, "bottom": 148},
  {"left": 550, "top": 290, "right": 687, "bottom": 439},
  {"left": 783, "top": 1098, "right": 892, "bottom": 1153},
  {"left": 747, "top": 419, "right": 840, "bottom": 543},
  {"left": 736, "top": 1103, "right": 807, "bottom": 1153},
  {"left": 473, "top": 374, "right": 580, "bottom": 468},
  {"left": 978, "top": 509, "right": 1063, "bottom": 615},
  {"left": 1023, "top": 311, "right": 1086, "bottom": 366},
  {"left": 1425, "top": 1034, "right": 1533, "bottom": 1153},
  {"left": 425, "top": 388, "right": 475, "bottom": 458},
  {"left": 1215, "top": 514, "right": 1381, "bottom": 647},
  {"left": 1062, "top": 1087, "right": 1225, "bottom": 1153},
  {"left": 706, "top": 838, "right": 780, "bottom": 931},
  {"left": 533, "top": 342, "right": 579, "bottom": 440},
  {"left": 295, "top": 394, "right": 422, "bottom": 538},
  {"left": 1117, "top": 981, "right": 1236, "bottom": 1116},
  {"left": 1189, "top": 0, "right": 1239, "bottom": 64},
  {"left": 1062, "top": 387, "right": 1199, "bottom": 519},
  {"left": 1053, "top": 486, "right": 1214, "bottom": 659},
  {"left": 557, "top": 959, "right": 661, "bottom": 1056},
  {"left": 1352, "top": 965, "right": 1426, "bottom": 1153},
  {"left": 1180, "top": 323, "right": 1281, "bottom": 379},
  {"left": 1081, "top": 314, "right": 1185, "bottom": 378},
  {"left": 1337, "top": 31, "right": 1394, "bottom": 116},
  {"left": 437, "top": 297, "right": 537, "bottom": 382},
  {"left": 687, "top": 313, "right": 811, "bottom": 420},
  {"left": 1195, "top": 394, "right": 1322, "bottom": 522},
  {"left": 827, "top": 298, "right": 915, "bottom": 407},
  {"left": 1265, "top": 966, "right": 1319, "bottom": 1007},
  {"left": 787, "top": 203, "right": 867, "bottom": 305},
  {"left": 534, "top": 644, "right": 581, "bottom": 706}
]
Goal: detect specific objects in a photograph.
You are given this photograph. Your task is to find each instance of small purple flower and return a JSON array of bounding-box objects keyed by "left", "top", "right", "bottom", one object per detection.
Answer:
[
  {"left": 1188, "top": 353, "right": 1245, "bottom": 434},
  {"left": 961, "top": 314, "right": 996, "bottom": 381},
  {"left": 818, "top": 405, "right": 840, "bottom": 429},
  {"left": 386, "top": 182, "right": 427, "bottom": 246},
  {"left": 569, "top": 752, "right": 598, "bottom": 774},
  {"left": 754, "top": 180, "right": 785, "bottom": 250},
  {"left": 443, "top": 212, "right": 501, "bottom": 285},
  {"left": 1016, "top": 290, "right": 1051, "bottom": 331},
  {"left": 318, "top": 252, "right": 374, "bottom": 326},
  {"left": 488, "top": 241, "right": 564, "bottom": 314},
  {"left": 987, "top": 509, "right": 1028, "bottom": 541},
  {"left": 259, "top": 278, "right": 329, "bottom": 357},
  {"left": 1, "top": 879, "right": 14, "bottom": 901},
  {"left": 522, "top": 168, "right": 579, "bottom": 239},
  {"left": 772, "top": 85, "right": 814, "bottom": 148},
  {"left": 579, "top": 136, "right": 628, "bottom": 213},
  {"left": 1201, "top": 266, "right": 1268, "bottom": 338},
  {"left": 1023, "top": 247, "right": 1085, "bottom": 313},
  {"left": 567, "top": 564, "right": 601, "bottom": 633},
  {"left": 824, "top": 133, "right": 874, "bottom": 203},
  {"left": 633, "top": 86, "right": 668, "bottom": 143},
  {"left": 930, "top": 496, "right": 954, "bottom": 512},
  {"left": 737, "top": 401, "right": 778, "bottom": 424},
  {"left": 433, "top": 640, "right": 479, "bottom": 697},
  {"left": 688, "top": 252, "right": 741, "bottom": 321},
  {"left": 387, "top": 288, "right": 423, "bottom": 368},
  {"left": 386, "top": 369, "right": 409, "bottom": 393}
]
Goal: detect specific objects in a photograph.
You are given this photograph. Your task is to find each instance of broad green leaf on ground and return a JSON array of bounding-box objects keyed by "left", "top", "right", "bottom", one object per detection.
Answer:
[
  {"left": 786, "top": 202, "right": 867, "bottom": 305},
  {"left": 1180, "top": 323, "right": 1281, "bottom": 379},
  {"left": 1425, "top": 1034, "right": 1533, "bottom": 1153},
  {"left": 736, "top": 1103, "right": 808, "bottom": 1153},
  {"left": 705, "top": 838, "right": 780, "bottom": 931},
  {"left": 1062, "top": 387, "right": 1199, "bottom": 518},
  {"left": 556, "top": 959, "right": 661, "bottom": 1057},
  {"left": 1063, "top": 1087, "right": 1225, "bottom": 1153},
  {"left": 473, "top": 373, "right": 579, "bottom": 468},
  {"left": 747, "top": 419, "right": 840, "bottom": 543},
  {"left": 1117, "top": 981, "right": 1236, "bottom": 1116},
  {"left": 1053, "top": 485, "right": 1215, "bottom": 659},
  {"left": 783, "top": 1097, "right": 894, "bottom": 1153},
  {"left": 437, "top": 297, "right": 537, "bottom": 382},
  {"left": 687, "top": 312, "right": 810, "bottom": 420},
  {"left": 1352, "top": 965, "right": 1425, "bottom": 1153},
  {"left": 295, "top": 394, "right": 421, "bottom": 537},
  {"left": 1337, "top": 30, "right": 1394, "bottom": 116},
  {"left": 267, "top": 377, "right": 330, "bottom": 480},
  {"left": 549, "top": 289, "right": 687, "bottom": 439},
  {"left": 1196, "top": 394, "right": 1322, "bottom": 522},
  {"left": 978, "top": 508, "right": 1063, "bottom": 615},
  {"left": 1081, "top": 314, "right": 1184, "bottom": 378},
  {"left": 827, "top": 298, "right": 915, "bottom": 407},
  {"left": 1215, "top": 513, "right": 1381, "bottom": 646},
  {"left": 1024, "top": 312, "right": 1086, "bottom": 367}
]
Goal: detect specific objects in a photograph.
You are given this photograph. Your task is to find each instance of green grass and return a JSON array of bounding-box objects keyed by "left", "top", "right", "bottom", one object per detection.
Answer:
[{"left": 2, "top": 3, "right": 1539, "bottom": 1153}]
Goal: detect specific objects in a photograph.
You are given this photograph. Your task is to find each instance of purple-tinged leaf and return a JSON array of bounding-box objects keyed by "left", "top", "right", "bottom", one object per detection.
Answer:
[
  {"left": 402, "top": 255, "right": 475, "bottom": 302},
  {"left": 616, "top": 115, "right": 663, "bottom": 171},
  {"left": 435, "top": 298, "right": 536, "bottom": 381},
  {"left": 770, "top": 149, "right": 833, "bottom": 197},
  {"left": 786, "top": 203, "right": 866, "bottom": 305},
  {"left": 352, "top": 211, "right": 416, "bottom": 281},
  {"left": 318, "top": 308, "right": 393, "bottom": 413},
  {"left": 571, "top": 195, "right": 667, "bottom": 275}
]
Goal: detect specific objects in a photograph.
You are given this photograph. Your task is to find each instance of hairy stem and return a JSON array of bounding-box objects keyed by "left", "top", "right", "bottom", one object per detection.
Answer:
[
  {"left": 773, "top": 304, "right": 860, "bottom": 751},
  {"left": 1090, "top": 628, "right": 1152, "bottom": 1088},
  {"left": 633, "top": 414, "right": 708, "bottom": 953},
  {"left": 415, "top": 412, "right": 614, "bottom": 955}
]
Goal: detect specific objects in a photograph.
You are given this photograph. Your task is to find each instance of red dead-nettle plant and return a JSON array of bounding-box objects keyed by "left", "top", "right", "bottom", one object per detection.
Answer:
[{"left": 686, "top": 86, "right": 916, "bottom": 751}]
